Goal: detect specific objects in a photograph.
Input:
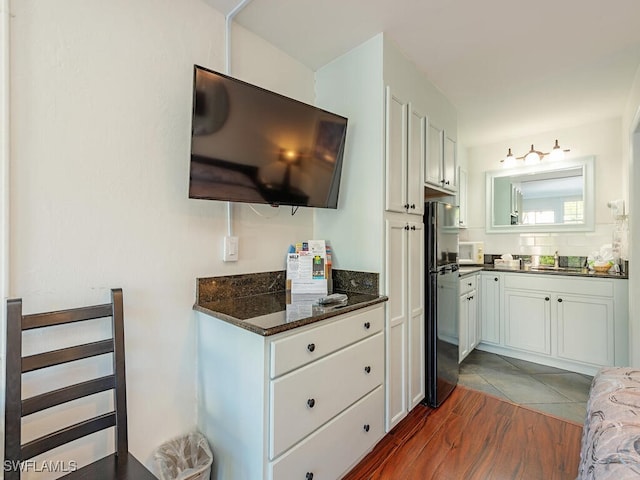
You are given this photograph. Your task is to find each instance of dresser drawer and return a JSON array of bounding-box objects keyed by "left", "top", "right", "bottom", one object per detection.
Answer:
[
  {"left": 269, "top": 332, "right": 383, "bottom": 459},
  {"left": 270, "top": 305, "right": 384, "bottom": 378},
  {"left": 460, "top": 275, "right": 477, "bottom": 295},
  {"left": 269, "top": 385, "right": 384, "bottom": 480}
]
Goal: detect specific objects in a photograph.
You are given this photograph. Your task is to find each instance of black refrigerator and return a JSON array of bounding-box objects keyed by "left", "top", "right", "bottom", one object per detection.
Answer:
[{"left": 423, "top": 201, "right": 460, "bottom": 407}]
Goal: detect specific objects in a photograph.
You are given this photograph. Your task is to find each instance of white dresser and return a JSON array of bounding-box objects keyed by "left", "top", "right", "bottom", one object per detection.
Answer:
[{"left": 197, "top": 304, "right": 385, "bottom": 480}]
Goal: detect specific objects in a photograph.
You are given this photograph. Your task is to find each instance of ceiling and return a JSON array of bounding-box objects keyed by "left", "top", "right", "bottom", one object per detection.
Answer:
[{"left": 202, "top": 0, "right": 640, "bottom": 147}]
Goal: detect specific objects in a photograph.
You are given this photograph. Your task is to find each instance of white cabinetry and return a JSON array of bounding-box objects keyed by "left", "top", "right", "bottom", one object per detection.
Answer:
[
  {"left": 477, "top": 272, "right": 628, "bottom": 375},
  {"left": 504, "top": 289, "right": 551, "bottom": 355},
  {"left": 459, "top": 273, "right": 478, "bottom": 362},
  {"left": 197, "top": 305, "right": 385, "bottom": 480},
  {"left": 425, "top": 122, "right": 457, "bottom": 193},
  {"left": 458, "top": 167, "right": 468, "bottom": 228},
  {"left": 479, "top": 272, "right": 502, "bottom": 345},
  {"left": 385, "top": 87, "right": 425, "bottom": 216},
  {"left": 385, "top": 219, "right": 424, "bottom": 430}
]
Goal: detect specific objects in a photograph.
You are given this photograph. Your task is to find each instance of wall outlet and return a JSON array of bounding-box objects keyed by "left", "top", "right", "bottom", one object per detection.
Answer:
[{"left": 223, "top": 236, "right": 239, "bottom": 262}]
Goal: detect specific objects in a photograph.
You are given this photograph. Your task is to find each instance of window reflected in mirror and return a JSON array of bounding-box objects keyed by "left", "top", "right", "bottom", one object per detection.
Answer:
[{"left": 486, "top": 157, "right": 594, "bottom": 233}]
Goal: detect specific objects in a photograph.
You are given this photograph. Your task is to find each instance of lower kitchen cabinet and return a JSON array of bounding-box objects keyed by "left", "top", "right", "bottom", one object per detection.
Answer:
[
  {"left": 479, "top": 272, "right": 502, "bottom": 345},
  {"left": 477, "top": 272, "right": 628, "bottom": 376},
  {"left": 459, "top": 273, "right": 478, "bottom": 362},
  {"left": 196, "top": 305, "right": 385, "bottom": 480},
  {"left": 385, "top": 218, "right": 424, "bottom": 431},
  {"left": 504, "top": 289, "right": 551, "bottom": 355}
]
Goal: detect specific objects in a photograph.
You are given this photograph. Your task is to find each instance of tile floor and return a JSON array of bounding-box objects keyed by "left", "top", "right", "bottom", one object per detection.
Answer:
[{"left": 458, "top": 349, "right": 593, "bottom": 424}]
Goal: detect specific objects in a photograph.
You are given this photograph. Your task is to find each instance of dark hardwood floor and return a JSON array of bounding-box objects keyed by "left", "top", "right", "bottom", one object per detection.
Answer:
[{"left": 344, "top": 386, "right": 583, "bottom": 480}]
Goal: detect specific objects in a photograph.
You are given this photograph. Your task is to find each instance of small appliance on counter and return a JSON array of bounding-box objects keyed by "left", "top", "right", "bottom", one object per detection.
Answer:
[{"left": 459, "top": 241, "right": 484, "bottom": 265}]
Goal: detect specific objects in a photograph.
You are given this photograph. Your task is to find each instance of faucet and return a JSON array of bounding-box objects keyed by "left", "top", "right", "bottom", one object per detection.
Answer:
[{"left": 554, "top": 250, "right": 559, "bottom": 269}]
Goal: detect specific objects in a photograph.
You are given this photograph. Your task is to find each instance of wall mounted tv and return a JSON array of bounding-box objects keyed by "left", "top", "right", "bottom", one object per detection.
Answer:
[{"left": 189, "top": 65, "right": 348, "bottom": 209}]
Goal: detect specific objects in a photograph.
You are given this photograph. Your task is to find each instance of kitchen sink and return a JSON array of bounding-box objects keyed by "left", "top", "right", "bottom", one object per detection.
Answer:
[{"left": 527, "top": 265, "right": 586, "bottom": 273}]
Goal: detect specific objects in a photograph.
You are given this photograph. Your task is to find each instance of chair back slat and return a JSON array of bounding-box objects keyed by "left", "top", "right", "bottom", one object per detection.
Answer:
[
  {"left": 22, "top": 375, "right": 116, "bottom": 416},
  {"left": 22, "top": 339, "right": 114, "bottom": 373},
  {"left": 22, "top": 303, "right": 113, "bottom": 330},
  {"left": 20, "top": 411, "right": 117, "bottom": 461}
]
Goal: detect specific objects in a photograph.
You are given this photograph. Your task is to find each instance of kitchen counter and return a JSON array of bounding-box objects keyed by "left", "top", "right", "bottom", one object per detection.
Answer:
[
  {"left": 194, "top": 269, "right": 387, "bottom": 336},
  {"left": 459, "top": 264, "right": 627, "bottom": 279}
]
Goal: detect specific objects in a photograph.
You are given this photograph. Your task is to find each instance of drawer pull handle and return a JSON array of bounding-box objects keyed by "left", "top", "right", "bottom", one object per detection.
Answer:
[
  {"left": 306, "top": 473, "right": 314, "bottom": 480},
  {"left": 363, "top": 424, "right": 370, "bottom": 432},
  {"left": 364, "top": 366, "right": 371, "bottom": 374},
  {"left": 307, "top": 343, "right": 316, "bottom": 353},
  {"left": 545, "top": 297, "right": 550, "bottom": 301},
  {"left": 307, "top": 398, "right": 316, "bottom": 409},
  {"left": 494, "top": 277, "right": 499, "bottom": 281},
  {"left": 468, "top": 282, "right": 472, "bottom": 286},
  {"left": 364, "top": 321, "right": 371, "bottom": 330},
  {"left": 558, "top": 298, "right": 563, "bottom": 303}
]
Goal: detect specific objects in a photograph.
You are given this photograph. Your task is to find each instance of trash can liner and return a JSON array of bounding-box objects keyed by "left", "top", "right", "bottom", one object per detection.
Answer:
[{"left": 154, "top": 432, "right": 213, "bottom": 480}]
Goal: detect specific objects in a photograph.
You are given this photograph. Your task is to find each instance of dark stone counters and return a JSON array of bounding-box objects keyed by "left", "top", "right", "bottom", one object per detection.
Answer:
[
  {"left": 459, "top": 264, "right": 628, "bottom": 280},
  {"left": 194, "top": 270, "right": 388, "bottom": 336}
]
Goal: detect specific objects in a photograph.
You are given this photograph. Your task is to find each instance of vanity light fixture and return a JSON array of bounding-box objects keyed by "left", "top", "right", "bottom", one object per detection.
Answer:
[{"left": 501, "top": 139, "right": 570, "bottom": 168}]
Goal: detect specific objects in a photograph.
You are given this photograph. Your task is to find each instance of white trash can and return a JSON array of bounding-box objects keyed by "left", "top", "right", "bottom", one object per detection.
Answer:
[{"left": 154, "top": 432, "right": 213, "bottom": 480}]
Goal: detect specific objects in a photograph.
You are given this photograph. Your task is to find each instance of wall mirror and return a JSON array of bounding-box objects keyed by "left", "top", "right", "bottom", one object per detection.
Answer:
[{"left": 486, "top": 156, "right": 595, "bottom": 233}]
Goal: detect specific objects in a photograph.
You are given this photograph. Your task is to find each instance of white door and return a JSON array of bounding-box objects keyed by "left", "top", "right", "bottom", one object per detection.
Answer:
[
  {"left": 556, "top": 294, "right": 614, "bottom": 366},
  {"left": 443, "top": 135, "right": 457, "bottom": 192},
  {"left": 459, "top": 293, "right": 470, "bottom": 362},
  {"left": 504, "top": 289, "right": 551, "bottom": 355},
  {"left": 385, "top": 219, "right": 408, "bottom": 430},
  {"left": 479, "top": 273, "right": 502, "bottom": 345},
  {"left": 425, "top": 121, "right": 443, "bottom": 188},
  {"left": 407, "top": 221, "right": 424, "bottom": 408},
  {"left": 385, "top": 88, "right": 407, "bottom": 214},
  {"left": 407, "top": 106, "right": 425, "bottom": 216}
]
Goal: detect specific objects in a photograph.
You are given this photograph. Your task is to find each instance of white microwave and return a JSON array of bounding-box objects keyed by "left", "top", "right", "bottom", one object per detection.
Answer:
[{"left": 459, "top": 241, "right": 484, "bottom": 265}]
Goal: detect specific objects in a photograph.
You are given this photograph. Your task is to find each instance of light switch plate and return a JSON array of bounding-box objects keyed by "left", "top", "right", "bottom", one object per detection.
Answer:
[{"left": 223, "top": 236, "right": 239, "bottom": 262}]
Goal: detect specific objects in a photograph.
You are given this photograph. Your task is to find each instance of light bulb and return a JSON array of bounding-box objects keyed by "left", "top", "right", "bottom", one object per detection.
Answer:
[
  {"left": 549, "top": 139, "right": 565, "bottom": 161},
  {"left": 524, "top": 145, "right": 541, "bottom": 165},
  {"left": 503, "top": 148, "right": 516, "bottom": 168}
]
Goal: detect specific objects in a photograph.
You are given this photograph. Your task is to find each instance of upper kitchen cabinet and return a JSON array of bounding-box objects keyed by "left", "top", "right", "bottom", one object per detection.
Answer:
[
  {"left": 425, "top": 125, "right": 457, "bottom": 193},
  {"left": 385, "top": 87, "right": 425, "bottom": 216}
]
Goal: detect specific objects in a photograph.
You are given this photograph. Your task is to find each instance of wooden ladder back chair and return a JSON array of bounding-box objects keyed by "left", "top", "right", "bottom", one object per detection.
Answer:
[{"left": 4, "top": 288, "right": 156, "bottom": 479}]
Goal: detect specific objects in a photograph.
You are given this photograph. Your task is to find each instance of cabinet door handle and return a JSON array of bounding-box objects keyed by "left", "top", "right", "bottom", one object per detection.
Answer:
[
  {"left": 363, "top": 424, "right": 370, "bottom": 432},
  {"left": 467, "top": 282, "right": 472, "bottom": 286},
  {"left": 364, "top": 365, "right": 371, "bottom": 374},
  {"left": 306, "top": 473, "right": 314, "bottom": 480},
  {"left": 410, "top": 203, "right": 416, "bottom": 209},
  {"left": 307, "top": 398, "right": 316, "bottom": 409},
  {"left": 411, "top": 225, "right": 416, "bottom": 231},
  {"left": 558, "top": 298, "right": 563, "bottom": 303},
  {"left": 494, "top": 277, "right": 499, "bottom": 282},
  {"left": 545, "top": 297, "right": 550, "bottom": 301},
  {"left": 469, "top": 295, "right": 474, "bottom": 300},
  {"left": 404, "top": 224, "right": 410, "bottom": 230},
  {"left": 364, "top": 321, "right": 371, "bottom": 330},
  {"left": 445, "top": 180, "right": 450, "bottom": 185},
  {"left": 404, "top": 203, "right": 410, "bottom": 209},
  {"left": 307, "top": 343, "right": 315, "bottom": 353}
]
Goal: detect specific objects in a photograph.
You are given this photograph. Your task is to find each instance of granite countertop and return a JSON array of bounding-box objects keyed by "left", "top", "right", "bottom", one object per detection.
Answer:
[
  {"left": 459, "top": 264, "right": 628, "bottom": 280},
  {"left": 194, "top": 269, "right": 387, "bottom": 336}
]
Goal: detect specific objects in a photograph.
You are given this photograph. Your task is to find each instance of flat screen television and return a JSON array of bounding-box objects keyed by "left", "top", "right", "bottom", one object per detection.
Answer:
[{"left": 189, "top": 65, "right": 348, "bottom": 208}]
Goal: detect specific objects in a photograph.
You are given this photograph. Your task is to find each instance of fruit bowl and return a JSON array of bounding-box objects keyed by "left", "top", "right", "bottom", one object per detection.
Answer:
[{"left": 593, "top": 264, "right": 611, "bottom": 273}]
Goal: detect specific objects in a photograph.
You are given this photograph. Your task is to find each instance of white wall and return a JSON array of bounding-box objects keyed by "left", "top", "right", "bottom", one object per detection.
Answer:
[
  {"left": 463, "top": 117, "right": 623, "bottom": 257},
  {"left": 314, "top": 34, "right": 385, "bottom": 273},
  {"left": 7, "top": 0, "right": 316, "bottom": 476}
]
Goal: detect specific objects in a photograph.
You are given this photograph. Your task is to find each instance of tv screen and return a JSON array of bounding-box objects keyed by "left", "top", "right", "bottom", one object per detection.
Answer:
[{"left": 189, "top": 65, "right": 348, "bottom": 209}]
